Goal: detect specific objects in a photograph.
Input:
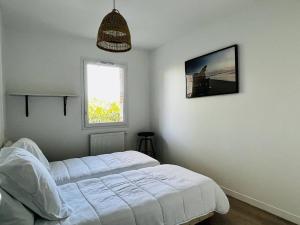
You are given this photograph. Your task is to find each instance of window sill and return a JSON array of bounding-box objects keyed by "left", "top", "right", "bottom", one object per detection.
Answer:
[{"left": 81, "top": 122, "right": 128, "bottom": 131}]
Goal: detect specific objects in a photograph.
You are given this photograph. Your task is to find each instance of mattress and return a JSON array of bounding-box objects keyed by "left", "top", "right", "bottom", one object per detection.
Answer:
[
  {"left": 36, "top": 165, "right": 229, "bottom": 225},
  {"left": 50, "top": 151, "right": 159, "bottom": 185}
]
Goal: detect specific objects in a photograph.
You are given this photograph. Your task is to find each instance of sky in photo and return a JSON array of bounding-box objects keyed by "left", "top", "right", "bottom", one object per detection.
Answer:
[{"left": 185, "top": 47, "right": 236, "bottom": 75}]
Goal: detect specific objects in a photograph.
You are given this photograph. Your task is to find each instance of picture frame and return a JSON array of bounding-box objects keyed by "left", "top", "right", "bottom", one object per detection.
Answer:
[{"left": 185, "top": 45, "right": 239, "bottom": 98}]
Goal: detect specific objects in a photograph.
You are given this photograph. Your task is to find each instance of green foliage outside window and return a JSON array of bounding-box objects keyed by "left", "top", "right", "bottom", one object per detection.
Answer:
[{"left": 88, "top": 98, "right": 122, "bottom": 123}]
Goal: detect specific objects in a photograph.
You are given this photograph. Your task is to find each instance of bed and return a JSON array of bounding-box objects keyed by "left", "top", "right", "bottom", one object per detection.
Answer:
[
  {"left": 36, "top": 165, "right": 229, "bottom": 225},
  {"left": 10, "top": 138, "right": 159, "bottom": 186},
  {"left": 50, "top": 150, "right": 160, "bottom": 185}
]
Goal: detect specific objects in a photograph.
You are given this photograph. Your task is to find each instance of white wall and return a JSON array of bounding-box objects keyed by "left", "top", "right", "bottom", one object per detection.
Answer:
[
  {"left": 4, "top": 28, "right": 150, "bottom": 161},
  {"left": 0, "top": 8, "right": 5, "bottom": 145},
  {"left": 150, "top": 0, "right": 300, "bottom": 224}
]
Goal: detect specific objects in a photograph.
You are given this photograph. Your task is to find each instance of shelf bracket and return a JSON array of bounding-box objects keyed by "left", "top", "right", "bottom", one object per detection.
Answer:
[
  {"left": 25, "top": 95, "right": 29, "bottom": 117},
  {"left": 63, "top": 96, "right": 67, "bottom": 116}
]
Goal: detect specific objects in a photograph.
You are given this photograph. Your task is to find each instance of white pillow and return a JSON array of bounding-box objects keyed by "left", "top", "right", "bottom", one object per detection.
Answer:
[
  {"left": 0, "top": 147, "right": 72, "bottom": 220},
  {"left": 0, "top": 187, "right": 34, "bottom": 225},
  {"left": 12, "top": 138, "right": 50, "bottom": 171}
]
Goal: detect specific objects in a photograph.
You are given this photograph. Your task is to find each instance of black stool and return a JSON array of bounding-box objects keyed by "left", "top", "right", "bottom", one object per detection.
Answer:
[{"left": 137, "top": 132, "right": 155, "bottom": 157}]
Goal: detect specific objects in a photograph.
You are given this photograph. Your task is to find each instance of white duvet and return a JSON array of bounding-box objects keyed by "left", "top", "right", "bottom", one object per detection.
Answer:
[
  {"left": 36, "top": 165, "right": 229, "bottom": 225},
  {"left": 50, "top": 151, "right": 159, "bottom": 185}
]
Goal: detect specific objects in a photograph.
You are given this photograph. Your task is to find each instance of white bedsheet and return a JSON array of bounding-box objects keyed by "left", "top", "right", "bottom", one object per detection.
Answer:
[
  {"left": 36, "top": 165, "right": 229, "bottom": 225},
  {"left": 50, "top": 151, "right": 159, "bottom": 185}
]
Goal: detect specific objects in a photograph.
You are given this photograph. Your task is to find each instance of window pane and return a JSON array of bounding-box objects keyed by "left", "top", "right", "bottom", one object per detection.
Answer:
[{"left": 86, "top": 63, "right": 124, "bottom": 124}]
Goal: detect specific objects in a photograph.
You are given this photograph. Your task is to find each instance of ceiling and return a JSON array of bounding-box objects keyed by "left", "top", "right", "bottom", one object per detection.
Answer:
[{"left": 0, "top": 0, "right": 256, "bottom": 49}]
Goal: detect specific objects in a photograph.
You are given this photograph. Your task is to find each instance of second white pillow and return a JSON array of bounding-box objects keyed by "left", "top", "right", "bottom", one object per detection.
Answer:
[{"left": 12, "top": 138, "right": 50, "bottom": 171}]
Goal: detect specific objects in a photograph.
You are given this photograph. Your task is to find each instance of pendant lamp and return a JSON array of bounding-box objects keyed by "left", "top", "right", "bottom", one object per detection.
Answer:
[{"left": 96, "top": 0, "right": 132, "bottom": 52}]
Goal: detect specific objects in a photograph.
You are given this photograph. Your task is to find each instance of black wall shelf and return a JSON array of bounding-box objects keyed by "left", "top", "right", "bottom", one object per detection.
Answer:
[{"left": 8, "top": 93, "right": 79, "bottom": 117}]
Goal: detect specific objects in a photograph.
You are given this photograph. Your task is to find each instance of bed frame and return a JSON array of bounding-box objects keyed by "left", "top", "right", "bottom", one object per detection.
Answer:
[{"left": 181, "top": 212, "right": 214, "bottom": 225}]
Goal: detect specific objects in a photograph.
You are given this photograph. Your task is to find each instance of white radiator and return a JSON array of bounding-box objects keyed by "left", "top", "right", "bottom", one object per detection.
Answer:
[{"left": 90, "top": 132, "right": 125, "bottom": 156}]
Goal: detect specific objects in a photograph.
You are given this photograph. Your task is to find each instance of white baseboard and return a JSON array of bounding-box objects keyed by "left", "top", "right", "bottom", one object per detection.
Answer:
[{"left": 222, "top": 186, "right": 300, "bottom": 225}]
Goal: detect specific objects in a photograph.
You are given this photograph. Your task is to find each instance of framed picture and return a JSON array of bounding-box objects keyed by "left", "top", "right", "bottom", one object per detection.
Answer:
[{"left": 185, "top": 45, "right": 239, "bottom": 98}]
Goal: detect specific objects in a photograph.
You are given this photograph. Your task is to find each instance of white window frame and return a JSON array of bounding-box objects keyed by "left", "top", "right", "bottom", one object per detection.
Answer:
[{"left": 82, "top": 58, "right": 128, "bottom": 129}]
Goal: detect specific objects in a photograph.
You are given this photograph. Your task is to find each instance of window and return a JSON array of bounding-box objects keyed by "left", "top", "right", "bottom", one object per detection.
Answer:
[{"left": 83, "top": 60, "right": 127, "bottom": 128}]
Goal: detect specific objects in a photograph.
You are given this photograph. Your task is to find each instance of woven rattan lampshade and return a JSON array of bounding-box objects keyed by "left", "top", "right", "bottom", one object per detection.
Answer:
[{"left": 97, "top": 8, "right": 131, "bottom": 52}]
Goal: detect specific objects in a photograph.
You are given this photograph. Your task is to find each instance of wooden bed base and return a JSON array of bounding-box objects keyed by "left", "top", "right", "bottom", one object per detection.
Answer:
[{"left": 180, "top": 212, "right": 214, "bottom": 225}]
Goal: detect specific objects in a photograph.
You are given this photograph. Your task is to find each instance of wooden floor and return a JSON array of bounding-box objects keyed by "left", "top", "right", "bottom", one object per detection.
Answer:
[{"left": 198, "top": 197, "right": 296, "bottom": 225}]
